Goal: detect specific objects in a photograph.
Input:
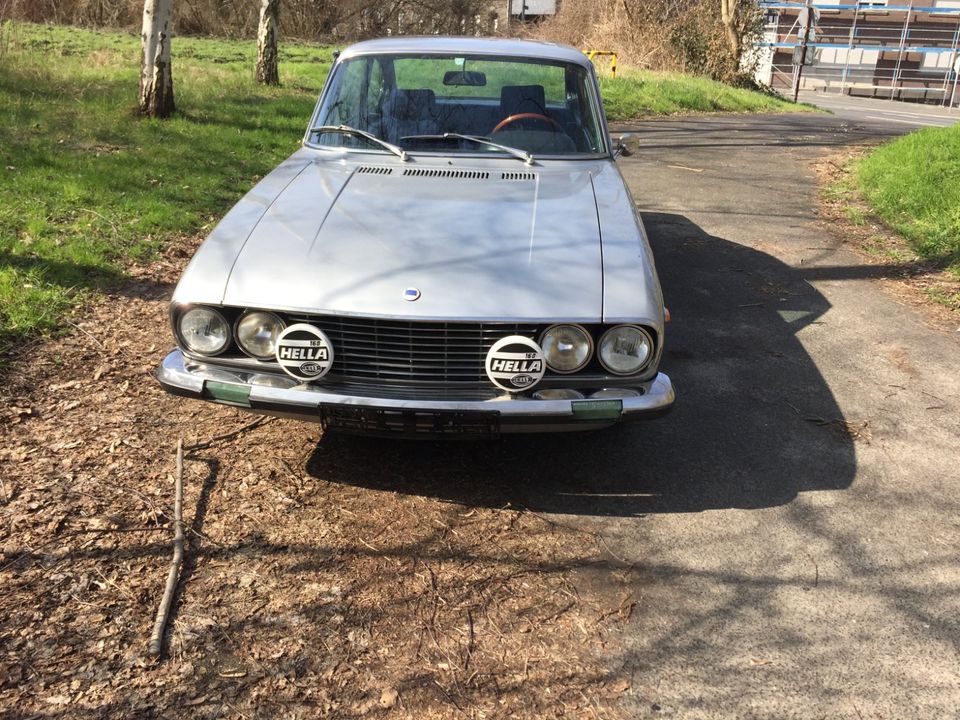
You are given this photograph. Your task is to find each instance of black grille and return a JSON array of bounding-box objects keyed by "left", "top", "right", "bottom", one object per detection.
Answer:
[{"left": 285, "top": 315, "right": 541, "bottom": 383}]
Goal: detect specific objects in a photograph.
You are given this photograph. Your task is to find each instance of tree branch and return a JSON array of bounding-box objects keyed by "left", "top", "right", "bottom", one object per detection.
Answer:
[{"left": 148, "top": 437, "right": 185, "bottom": 658}]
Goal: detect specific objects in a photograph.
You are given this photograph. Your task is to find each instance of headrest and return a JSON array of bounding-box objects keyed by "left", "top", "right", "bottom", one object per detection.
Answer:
[
  {"left": 500, "top": 85, "right": 546, "bottom": 115},
  {"left": 389, "top": 88, "right": 436, "bottom": 118}
]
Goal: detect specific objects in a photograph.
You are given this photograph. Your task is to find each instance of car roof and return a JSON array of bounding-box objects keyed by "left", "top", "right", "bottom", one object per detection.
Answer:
[{"left": 338, "top": 36, "right": 592, "bottom": 68}]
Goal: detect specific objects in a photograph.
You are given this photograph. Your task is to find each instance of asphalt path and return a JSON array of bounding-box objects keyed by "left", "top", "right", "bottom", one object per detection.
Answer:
[
  {"left": 601, "top": 112, "right": 960, "bottom": 717},
  {"left": 798, "top": 90, "right": 960, "bottom": 129},
  {"left": 314, "top": 109, "right": 959, "bottom": 716}
]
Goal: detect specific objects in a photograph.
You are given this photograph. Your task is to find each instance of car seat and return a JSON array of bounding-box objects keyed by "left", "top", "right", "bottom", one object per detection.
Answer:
[
  {"left": 499, "top": 85, "right": 547, "bottom": 117},
  {"left": 383, "top": 88, "right": 438, "bottom": 143}
]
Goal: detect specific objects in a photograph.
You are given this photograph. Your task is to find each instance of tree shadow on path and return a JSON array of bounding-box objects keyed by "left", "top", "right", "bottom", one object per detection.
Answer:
[{"left": 304, "top": 212, "right": 856, "bottom": 516}]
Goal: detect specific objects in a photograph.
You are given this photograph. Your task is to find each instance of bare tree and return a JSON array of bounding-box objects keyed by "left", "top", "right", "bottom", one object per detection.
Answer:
[
  {"left": 139, "top": 0, "right": 175, "bottom": 118},
  {"left": 255, "top": 0, "right": 280, "bottom": 85},
  {"left": 720, "top": 0, "right": 745, "bottom": 65}
]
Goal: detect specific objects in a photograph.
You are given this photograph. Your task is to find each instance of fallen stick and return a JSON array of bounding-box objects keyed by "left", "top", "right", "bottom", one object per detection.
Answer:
[
  {"left": 187, "top": 416, "right": 273, "bottom": 452},
  {"left": 148, "top": 438, "right": 185, "bottom": 659}
]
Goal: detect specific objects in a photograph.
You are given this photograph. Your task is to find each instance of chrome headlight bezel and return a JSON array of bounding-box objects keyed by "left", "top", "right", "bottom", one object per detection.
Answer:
[
  {"left": 234, "top": 310, "right": 286, "bottom": 360},
  {"left": 539, "top": 323, "right": 594, "bottom": 374},
  {"left": 597, "top": 324, "right": 654, "bottom": 376},
  {"left": 175, "top": 305, "right": 231, "bottom": 357}
]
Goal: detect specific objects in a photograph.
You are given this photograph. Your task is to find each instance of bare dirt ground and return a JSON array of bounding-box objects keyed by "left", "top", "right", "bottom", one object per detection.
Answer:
[{"left": 0, "top": 241, "right": 635, "bottom": 719}]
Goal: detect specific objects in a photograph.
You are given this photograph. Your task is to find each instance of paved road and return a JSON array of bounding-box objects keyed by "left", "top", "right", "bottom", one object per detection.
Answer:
[
  {"left": 310, "top": 112, "right": 958, "bottom": 716},
  {"left": 599, "top": 113, "right": 960, "bottom": 717},
  {"left": 798, "top": 90, "right": 960, "bottom": 129}
]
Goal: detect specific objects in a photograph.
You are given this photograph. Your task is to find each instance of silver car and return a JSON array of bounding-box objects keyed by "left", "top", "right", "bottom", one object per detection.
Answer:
[{"left": 157, "top": 36, "right": 675, "bottom": 435}]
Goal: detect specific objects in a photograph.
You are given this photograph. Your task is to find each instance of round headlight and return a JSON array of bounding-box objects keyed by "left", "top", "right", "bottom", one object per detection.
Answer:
[
  {"left": 236, "top": 311, "right": 285, "bottom": 359},
  {"left": 598, "top": 325, "right": 653, "bottom": 375},
  {"left": 540, "top": 324, "right": 592, "bottom": 373},
  {"left": 178, "top": 306, "right": 230, "bottom": 356}
]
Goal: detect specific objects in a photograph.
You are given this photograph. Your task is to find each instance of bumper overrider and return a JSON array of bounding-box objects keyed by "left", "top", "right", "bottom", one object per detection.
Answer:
[{"left": 156, "top": 349, "right": 675, "bottom": 435}]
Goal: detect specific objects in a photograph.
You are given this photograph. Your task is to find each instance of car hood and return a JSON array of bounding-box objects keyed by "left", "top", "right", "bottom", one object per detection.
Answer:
[{"left": 216, "top": 160, "right": 603, "bottom": 321}]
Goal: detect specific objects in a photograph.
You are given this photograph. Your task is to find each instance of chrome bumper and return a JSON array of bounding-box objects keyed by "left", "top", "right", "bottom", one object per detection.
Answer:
[{"left": 156, "top": 350, "right": 674, "bottom": 434}]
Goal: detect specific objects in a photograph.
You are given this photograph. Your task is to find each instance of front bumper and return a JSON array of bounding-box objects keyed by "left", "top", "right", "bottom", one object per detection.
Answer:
[{"left": 156, "top": 350, "right": 674, "bottom": 435}]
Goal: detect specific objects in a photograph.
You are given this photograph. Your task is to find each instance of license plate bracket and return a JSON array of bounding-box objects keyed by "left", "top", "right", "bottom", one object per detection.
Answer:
[{"left": 319, "top": 404, "right": 501, "bottom": 437}]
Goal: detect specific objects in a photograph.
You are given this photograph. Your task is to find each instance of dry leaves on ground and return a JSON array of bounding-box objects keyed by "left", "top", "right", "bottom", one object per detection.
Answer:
[{"left": 0, "top": 239, "right": 635, "bottom": 718}]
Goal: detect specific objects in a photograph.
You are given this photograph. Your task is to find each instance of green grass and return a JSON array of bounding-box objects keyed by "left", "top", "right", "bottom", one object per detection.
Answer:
[
  {"left": 0, "top": 22, "right": 811, "bottom": 355},
  {"left": 0, "top": 22, "right": 334, "bottom": 354},
  {"left": 598, "top": 69, "right": 813, "bottom": 119},
  {"left": 855, "top": 124, "right": 960, "bottom": 276}
]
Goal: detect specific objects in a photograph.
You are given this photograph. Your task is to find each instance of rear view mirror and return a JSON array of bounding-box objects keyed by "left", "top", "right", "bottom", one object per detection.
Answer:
[
  {"left": 614, "top": 133, "right": 634, "bottom": 158},
  {"left": 443, "top": 70, "right": 486, "bottom": 87}
]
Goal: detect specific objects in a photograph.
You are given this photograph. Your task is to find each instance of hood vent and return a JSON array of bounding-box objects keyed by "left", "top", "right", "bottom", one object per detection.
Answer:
[
  {"left": 355, "top": 166, "right": 394, "bottom": 175},
  {"left": 402, "top": 168, "right": 490, "bottom": 180},
  {"left": 501, "top": 171, "right": 536, "bottom": 181}
]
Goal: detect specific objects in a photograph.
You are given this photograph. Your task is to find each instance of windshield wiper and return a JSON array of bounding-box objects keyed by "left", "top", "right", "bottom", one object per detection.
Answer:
[
  {"left": 401, "top": 133, "right": 534, "bottom": 165},
  {"left": 309, "top": 124, "right": 408, "bottom": 161}
]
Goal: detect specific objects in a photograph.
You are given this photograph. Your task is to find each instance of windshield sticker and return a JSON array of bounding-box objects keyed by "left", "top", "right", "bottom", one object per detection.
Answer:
[
  {"left": 485, "top": 336, "right": 546, "bottom": 392},
  {"left": 275, "top": 323, "right": 334, "bottom": 382}
]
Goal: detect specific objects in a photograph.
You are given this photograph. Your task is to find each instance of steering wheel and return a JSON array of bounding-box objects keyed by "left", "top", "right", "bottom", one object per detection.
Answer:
[{"left": 491, "top": 112, "right": 563, "bottom": 134}]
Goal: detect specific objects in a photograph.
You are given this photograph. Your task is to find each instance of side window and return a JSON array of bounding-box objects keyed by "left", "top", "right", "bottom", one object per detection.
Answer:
[
  {"left": 365, "top": 58, "right": 386, "bottom": 115},
  {"left": 571, "top": 68, "right": 603, "bottom": 153},
  {"left": 319, "top": 59, "right": 364, "bottom": 126},
  {"left": 365, "top": 58, "right": 387, "bottom": 119},
  {"left": 364, "top": 59, "right": 388, "bottom": 137}
]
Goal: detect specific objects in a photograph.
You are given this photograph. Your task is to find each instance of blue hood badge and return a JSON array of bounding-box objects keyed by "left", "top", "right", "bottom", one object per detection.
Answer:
[{"left": 403, "top": 287, "right": 421, "bottom": 302}]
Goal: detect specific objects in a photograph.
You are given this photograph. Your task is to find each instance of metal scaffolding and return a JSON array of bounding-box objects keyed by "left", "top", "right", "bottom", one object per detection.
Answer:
[{"left": 754, "top": 1, "right": 960, "bottom": 106}]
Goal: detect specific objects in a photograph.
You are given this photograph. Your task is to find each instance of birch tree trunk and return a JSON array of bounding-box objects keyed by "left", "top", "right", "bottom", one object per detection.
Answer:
[
  {"left": 720, "top": 0, "right": 742, "bottom": 66},
  {"left": 139, "top": 0, "right": 175, "bottom": 117},
  {"left": 255, "top": 0, "right": 280, "bottom": 85}
]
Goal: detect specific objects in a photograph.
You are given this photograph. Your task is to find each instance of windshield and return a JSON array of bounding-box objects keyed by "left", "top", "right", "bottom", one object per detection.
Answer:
[{"left": 309, "top": 54, "right": 606, "bottom": 157}]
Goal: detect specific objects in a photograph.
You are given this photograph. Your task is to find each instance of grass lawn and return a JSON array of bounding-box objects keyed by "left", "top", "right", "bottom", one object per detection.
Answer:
[
  {"left": 0, "top": 22, "right": 811, "bottom": 355},
  {"left": 598, "top": 68, "right": 811, "bottom": 118},
  {"left": 855, "top": 124, "right": 960, "bottom": 276},
  {"left": 0, "top": 23, "right": 333, "bottom": 355}
]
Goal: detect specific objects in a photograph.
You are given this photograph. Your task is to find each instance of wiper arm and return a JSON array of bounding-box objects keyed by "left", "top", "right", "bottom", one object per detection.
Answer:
[
  {"left": 401, "top": 133, "right": 534, "bottom": 165},
  {"left": 309, "top": 124, "right": 408, "bottom": 161}
]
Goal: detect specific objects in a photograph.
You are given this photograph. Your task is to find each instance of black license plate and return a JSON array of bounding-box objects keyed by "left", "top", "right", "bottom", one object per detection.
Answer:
[{"left": 319, "top": 404, "right": 500, "bottom": 437}]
